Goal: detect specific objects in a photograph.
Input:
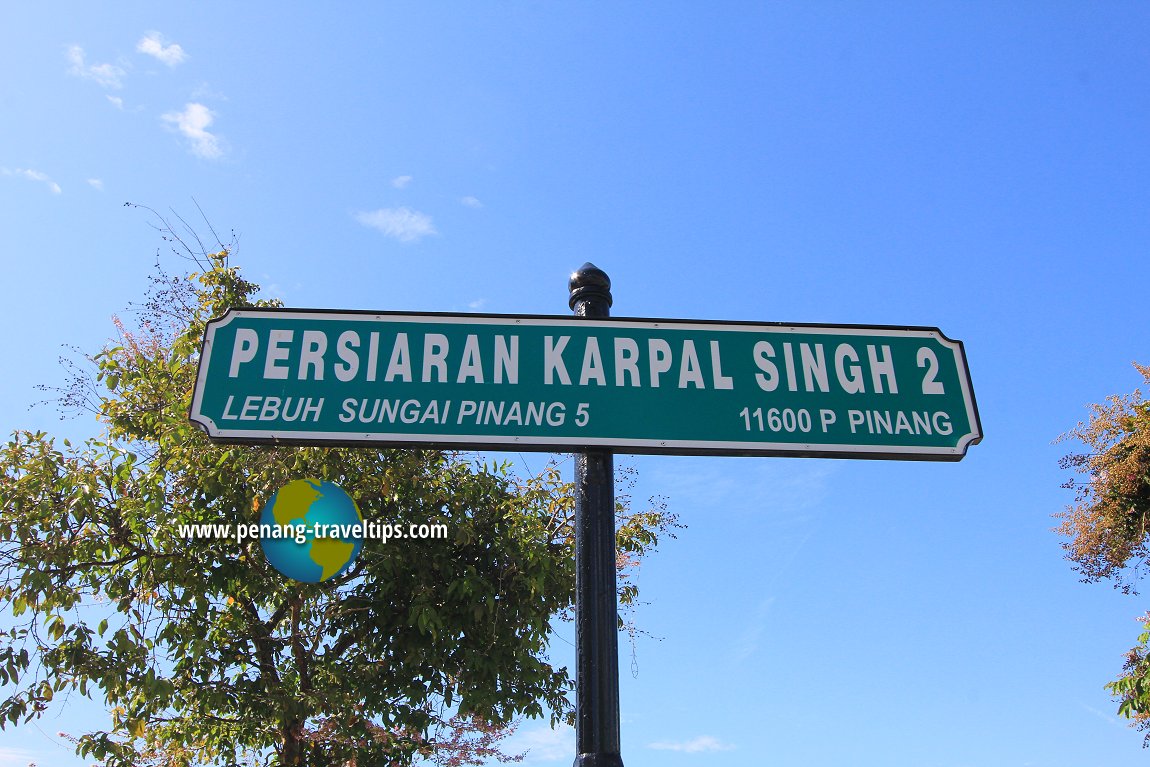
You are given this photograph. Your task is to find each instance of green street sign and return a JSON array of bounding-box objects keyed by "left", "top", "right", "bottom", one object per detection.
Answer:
[{"left": 189, "top": 308, "right": 982, "bottom": 460}]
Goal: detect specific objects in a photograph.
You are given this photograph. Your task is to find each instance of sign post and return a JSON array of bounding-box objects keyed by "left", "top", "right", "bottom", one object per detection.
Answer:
[{"left": 569, "top": 264, "right": 623, "bottom": 767}]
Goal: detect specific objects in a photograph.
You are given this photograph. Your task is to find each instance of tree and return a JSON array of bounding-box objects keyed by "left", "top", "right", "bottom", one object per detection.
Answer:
[
  {"left": 1056, "top": 362, "right": 1150, "bottom": 740},
  {"left": 0, "top": 209, "right": 679, "bottom": 766}
]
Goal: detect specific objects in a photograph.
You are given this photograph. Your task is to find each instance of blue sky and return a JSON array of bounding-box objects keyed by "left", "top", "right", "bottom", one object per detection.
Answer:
[{"left": 2, "top": 2, "right": 1150, "bottom": 765}]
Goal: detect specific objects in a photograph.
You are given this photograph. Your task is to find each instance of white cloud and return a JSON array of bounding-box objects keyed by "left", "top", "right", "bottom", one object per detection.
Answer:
[
  {"left": 87, "top": 178, "right": 104, "bottom": 191},
  {"left": 391, "top": 175, "right": 413, "bottom": 189},
  {"left": 106, "top": 94, "right": 124, "bottom": 109},
  {"left": 66, "top": 45, "right": 125, "bottom": 88},
  {"left": 137, "top": 31, "right": 187, "bottom": 66},
  {"left": 647, "top": 735, "right": 735, "bottom": 753},
  {"left": 467, "top": 298, "right": 488, "bottom": 310},
  {"left": 161, "top": 102, "right": 223, "bottom": 159},
  {"left": 460, "top": 195, "right": 484, "bottom": 208},
  {"left": 355, "top": 207, "right": 437, "bottom": 243},
  {"left": 2, "top": 167, "right": 62, "bottom": 194}
]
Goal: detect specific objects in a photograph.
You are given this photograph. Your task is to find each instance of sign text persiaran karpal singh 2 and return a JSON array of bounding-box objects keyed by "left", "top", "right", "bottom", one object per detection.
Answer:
[{"left": 189, "top": 310, "right": 982, "bottom": 460}]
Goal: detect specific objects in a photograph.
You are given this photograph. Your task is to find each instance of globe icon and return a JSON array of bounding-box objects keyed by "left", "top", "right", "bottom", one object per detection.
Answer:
[{"left": 259, "top": 479, "right": 364, "bottom": 583}]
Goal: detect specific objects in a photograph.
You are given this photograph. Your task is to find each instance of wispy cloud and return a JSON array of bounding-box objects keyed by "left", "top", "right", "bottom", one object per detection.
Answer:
[
  {"left": 66, "top": 45, "right": 125, "bottom": 88},
  {"left": 650, "top": 459, "right": 830, "bottom": 614},
  {"left": 391, "top": 175, "right": 413, "bottom": 189},
  {"left": 355, "top": 207, "right": 437, "bottom": 243},
  {"left": 461, "top": 195, "right": 484, "bottom": 209},
  {"left": 651, "top": 459, "right": 834, "bottom": 517},
  {"left": 732, "top": 597, "right": 775, "bottom": 663},
  {"left": 190, "top": 82, "right": 228, "bottom": 102},
  {"left": 2, "top": 167, "right": 62, "bottom": 194},
  {"left": 87, "top": 178, "right": 104, "bottom": 191},
  {"left": 0, "top": 745, "right": 45, "bottom": 766},
  {"left": 467, "top": 298, "right": 488, "bottom": 311},
  {"left": 137, "top": 31, "right": 186, "bottom": 66},
  {"left": 259, "top": 273, "right": 301, "bottom": 303},
  {"left": 647, "top": 735, "right": 735, "bottom": 753},
  {"left": 505, "top": 724, "right": 573, "bottom": 764},
  {"left": 106, "top": 94, "right": 124, "bottom": 109},
  {"left": 161, "top": 102, "right": 223, "bottom": 159},
  {"left": 1080, "top": 701, "right": 1123, "bottom": 727}
]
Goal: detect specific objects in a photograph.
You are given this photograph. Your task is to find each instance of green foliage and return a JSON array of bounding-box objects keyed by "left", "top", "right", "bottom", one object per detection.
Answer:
[
  {"left": 1108, "top": 617, "right": 1150, "bottom": 724},
  {"left": 0, "top": 213, "right": 679, "bottom": 766}
]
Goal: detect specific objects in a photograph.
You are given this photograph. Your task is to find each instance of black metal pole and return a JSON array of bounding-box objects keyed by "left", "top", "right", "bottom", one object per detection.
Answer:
[{"left": 568, "top": 263, "right": 623, "bottom": 767}]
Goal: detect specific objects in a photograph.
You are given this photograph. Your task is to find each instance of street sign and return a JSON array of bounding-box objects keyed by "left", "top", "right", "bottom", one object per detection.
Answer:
[{"left": 189, "top": 308, "right": 981, "bottom": 460}]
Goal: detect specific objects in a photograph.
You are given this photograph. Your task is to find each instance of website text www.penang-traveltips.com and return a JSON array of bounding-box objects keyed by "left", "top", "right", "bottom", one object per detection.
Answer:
[{"left": 176, "top": 521, "right": 448, "bottom": 545}]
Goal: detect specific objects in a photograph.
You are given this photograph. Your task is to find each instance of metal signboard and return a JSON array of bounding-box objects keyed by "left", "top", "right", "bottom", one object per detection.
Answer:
[{"left": 189, "top": 308, "right": 981, "bottom": 460}]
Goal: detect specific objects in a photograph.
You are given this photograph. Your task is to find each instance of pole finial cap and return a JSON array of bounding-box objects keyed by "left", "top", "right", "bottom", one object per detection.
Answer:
[{"left": 569, "top": 262, "right": 612, "bottom": 310}]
